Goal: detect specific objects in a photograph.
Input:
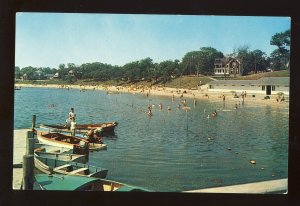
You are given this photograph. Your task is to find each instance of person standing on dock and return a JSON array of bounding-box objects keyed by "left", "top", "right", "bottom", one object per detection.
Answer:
[
  {"left": 70, "top": 117, "right": 76, "bottom": 136},
  {"left": 66, "top": 108, "right": 76, "bottom": 129},
  {"left": 69, "top": 108, "right": 76, "bottom": 121}
]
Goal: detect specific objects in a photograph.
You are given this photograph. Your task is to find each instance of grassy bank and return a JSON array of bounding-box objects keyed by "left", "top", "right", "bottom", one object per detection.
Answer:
[
  {"left": 15, "top": 70, "right": 289, "bottom": 89},
  {"left": 236, "top": 70, "right": 289, "bottom": 80},
  {"left": 15, "top": 76, "right": 213, "bottom": 89}
]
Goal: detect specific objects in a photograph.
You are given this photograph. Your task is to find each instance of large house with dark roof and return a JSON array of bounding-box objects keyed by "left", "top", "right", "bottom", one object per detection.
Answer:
[
  {"left": 214, "top": 57, "right": 241, "bottom": 76},
  {"left": 208, "top": 77, "right": 289, "bottom": 95}
]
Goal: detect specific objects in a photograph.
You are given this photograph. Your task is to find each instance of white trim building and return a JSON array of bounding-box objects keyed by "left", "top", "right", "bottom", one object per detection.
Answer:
[
  {"left": 208, "top": 77, "right": 289, "bottom": 95},
  {"left": 214, "top": 57, "right": 241, "bottom": 76}
]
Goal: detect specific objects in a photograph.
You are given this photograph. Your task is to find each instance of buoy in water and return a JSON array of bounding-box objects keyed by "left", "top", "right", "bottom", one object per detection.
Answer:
[
  {"left": 227, "top": 148, "right": 231, "bottom": 150},
  {"left": 250, "top": 160, "right": 256, "bottom": 164}
]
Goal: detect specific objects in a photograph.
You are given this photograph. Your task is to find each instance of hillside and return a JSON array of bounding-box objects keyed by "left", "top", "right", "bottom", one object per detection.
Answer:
[
  {"left": 16, "top": 70, "right": 289, "bottom": 89},
  {"left": 236, "top": 70, "right": 289, "bottom": 80}
]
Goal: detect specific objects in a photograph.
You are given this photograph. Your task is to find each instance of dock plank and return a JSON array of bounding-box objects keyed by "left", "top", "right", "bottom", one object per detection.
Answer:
[
  {"left": 13, "top": 129, "right": 31, "bottom": 190},
  {"left": 183, "top": 178, "right": 287, "bottom": 194}
]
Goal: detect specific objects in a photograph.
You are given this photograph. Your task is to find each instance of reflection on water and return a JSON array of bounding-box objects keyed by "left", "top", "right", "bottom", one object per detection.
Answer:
[{"left": 14, "top": 88, "right": 288, "bottom": 191}]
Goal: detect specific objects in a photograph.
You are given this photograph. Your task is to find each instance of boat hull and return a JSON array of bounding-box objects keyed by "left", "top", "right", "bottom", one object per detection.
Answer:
[
  {"left": 40, "top": 121, "right": 118, "bottom": 134},
  {"left": 34, "top": 155, "right": 108, "bottom": 178},
  {"left": 35, "top": 150, "right": 87, "bottom": 164},
  {"left": 36, "top": 131, "right": 107, "bottom": 151},
  {"left": 34, "top": 174, "right": 151, "bottom": 191}
]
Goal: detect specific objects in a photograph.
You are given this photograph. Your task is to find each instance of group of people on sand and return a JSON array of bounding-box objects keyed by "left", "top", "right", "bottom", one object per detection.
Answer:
[{"left": 65, "top": 107, "right": 103, "bottom": 143}]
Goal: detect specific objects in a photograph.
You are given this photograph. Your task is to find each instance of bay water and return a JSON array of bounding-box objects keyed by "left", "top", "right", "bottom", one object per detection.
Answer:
[{"left": 14, "top": 87, "right": 288, "bottom": 192}]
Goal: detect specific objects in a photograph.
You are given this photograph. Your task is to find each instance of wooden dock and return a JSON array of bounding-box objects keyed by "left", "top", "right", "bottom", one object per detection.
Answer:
[
  {"left": 183, "top": 178, "right": 287, "bottom": 194},
  {"left": 13, "top": 129, "right": 31, "bottom": 189}
]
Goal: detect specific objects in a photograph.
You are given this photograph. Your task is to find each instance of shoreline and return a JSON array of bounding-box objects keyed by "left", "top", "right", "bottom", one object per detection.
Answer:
[{"left": 15, "top": 83, "right": 289, "bottom": 109}]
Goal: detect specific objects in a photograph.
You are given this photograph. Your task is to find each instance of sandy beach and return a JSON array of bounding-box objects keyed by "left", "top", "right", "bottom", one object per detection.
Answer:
[{"left": 15, "top": 83, "right": 289, "bottom": 109}]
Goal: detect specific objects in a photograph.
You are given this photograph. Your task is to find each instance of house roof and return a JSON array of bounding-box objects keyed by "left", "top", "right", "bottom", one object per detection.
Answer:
[
  {"left": 209, "top": 77, "right": 289, "bottom": 86},
  {"left": 214, "top": 57, "right": 240, "bottom": 65}
]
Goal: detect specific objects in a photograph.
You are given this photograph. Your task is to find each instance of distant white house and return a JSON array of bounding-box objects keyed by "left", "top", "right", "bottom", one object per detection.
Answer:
[
  {"left": 68, "top": 70, "right": 75, "bottom": 76},
  {"left": 214, "top": 57, "right": 241, "bottom": 76},
  {"left": 53, "top": 72, "right": 59, "bottom": 79},
  {"left": 208, "top": 77, "right": 289, "bottom": 95}
]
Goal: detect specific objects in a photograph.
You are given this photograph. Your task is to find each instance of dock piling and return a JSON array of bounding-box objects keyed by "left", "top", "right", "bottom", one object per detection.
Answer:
[
  {"left": 22, "top": 154, "right": 34, "bottom": 190},
  {"left": 26, "top": 131, "right": 34, "bottom": 155},
  {"left": 32, "top": 115, "right": 36, "bottom": 131},
  {"left": 23, "top": 129, "right": 35, "bottom": 190}
]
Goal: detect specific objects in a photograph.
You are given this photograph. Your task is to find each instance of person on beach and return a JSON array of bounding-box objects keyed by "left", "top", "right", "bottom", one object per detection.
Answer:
[
  {"left": 70, "top": 117, "right": 76, "bottom": 136},
  {"left": 222, "top": 95, "right": 226, "bottom": 102}
]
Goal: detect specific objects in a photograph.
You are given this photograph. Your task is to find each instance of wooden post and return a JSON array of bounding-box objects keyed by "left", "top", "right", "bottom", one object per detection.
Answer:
[
  {"left": 26, "top": 131, "right": 34, "bottom": 155},
  {"left": 32, "top": 115, "right": 36, "bottom": 131},
  {"left": 23, "top": 154, "right": 34, "bottom": 190}
]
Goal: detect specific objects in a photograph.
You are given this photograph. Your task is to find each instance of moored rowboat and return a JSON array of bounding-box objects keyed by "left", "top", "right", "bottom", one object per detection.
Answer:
[
  {"left": 34, "top": 174, "right": 151, "bottom": 191},
  {"left": 34, "top": 149, "right": 87, "bottom": 164},
  {"left": 34, "top": 154, "right": 108, "bottom": 178},
  {"left": 36, "top": 131, "right": 107, "bottom": 151},
  {"left": 40, "top": 121, "right": 118, "bottom": 133}
]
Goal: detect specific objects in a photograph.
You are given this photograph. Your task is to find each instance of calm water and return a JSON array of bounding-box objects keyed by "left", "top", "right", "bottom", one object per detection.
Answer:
[{"left": 14, "top": 87, "right": 289, "bottom": 192}]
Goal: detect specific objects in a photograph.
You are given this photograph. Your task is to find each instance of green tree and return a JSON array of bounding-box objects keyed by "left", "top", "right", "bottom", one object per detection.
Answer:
[
  {"left": 270, "top": 29, "right": 290, "bottom": 70},
  {"left": 15, "top": 66, "right": 21, "bottom": 79},
  {"left": 21, "top": 66, "right": 37, "bottom": 80},
  {"left": 138, "top": 57, "right": 154, "bottom": 81},
  {"left": 123, "top": 61, "right": 139, "bottom": 82},
  {"left": 58, "top": 64, "right": 69, "bottom": 79},
  {"left": 235, "top": 46, "right": 253, "bottom": 75},
  {"left": 251, "top": 50, "right": 269, "bottom": 73},
  {"left": 181, "top": 47, "right": 223, "bottom": 76}
]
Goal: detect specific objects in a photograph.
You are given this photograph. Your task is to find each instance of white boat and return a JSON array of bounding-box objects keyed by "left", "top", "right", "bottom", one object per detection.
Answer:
[{"left": 36, "top": 131, "right": 107, "bottom": 151}]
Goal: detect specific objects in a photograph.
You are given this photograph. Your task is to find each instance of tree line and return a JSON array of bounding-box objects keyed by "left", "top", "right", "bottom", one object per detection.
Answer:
[{"left": 15, "top": 29, "right": 290, "bottom": 83}]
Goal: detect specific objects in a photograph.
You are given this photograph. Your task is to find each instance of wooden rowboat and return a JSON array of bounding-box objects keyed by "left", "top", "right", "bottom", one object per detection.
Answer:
[
  {"left": 40, "top": 121, "right": 118, "bottom": 134},
  {"left": 34, "top": 149, "right": 87, "bottom": 164},
  {"left": 34, "top": 174, "right": 151, "bottom": 191},
  {"left": 36, "top": 131, "right": 107, "bottom": 151},
  {"left": 34, "top": 154, "right": 108, "bottom": 178}
]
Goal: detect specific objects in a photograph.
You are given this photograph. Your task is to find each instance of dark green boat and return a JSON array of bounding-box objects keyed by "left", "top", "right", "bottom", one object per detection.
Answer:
[
  {"left": 34, "top": 154, "right": 108, "bottom": 178},
  {"left": 34, "top": 174, "right": 151, "bottom": 191}
]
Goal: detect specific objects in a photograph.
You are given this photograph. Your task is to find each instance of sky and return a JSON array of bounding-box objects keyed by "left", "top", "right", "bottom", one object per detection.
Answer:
[{"left": 15, "top": 13, "right": 290, "bottom": 69}]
